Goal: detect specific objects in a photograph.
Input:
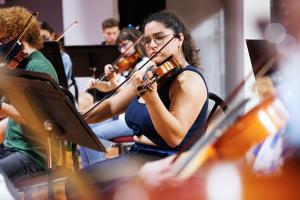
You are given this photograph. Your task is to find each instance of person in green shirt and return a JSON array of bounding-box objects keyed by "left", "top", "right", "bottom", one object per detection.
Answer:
[{"left": 0, "top": 6, "right": 59, "bottom": 181}]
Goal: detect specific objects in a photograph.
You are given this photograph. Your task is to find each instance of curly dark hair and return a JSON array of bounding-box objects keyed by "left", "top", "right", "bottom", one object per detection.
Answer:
[
  {"left": 116, "top": 27, "right": 146, "bottom": 57},
  {"left": 0, "top": 6, "right": 43, "bottom": 49},
  {"left": 142, "top": 10, "right": 200, "bottom": 68}
]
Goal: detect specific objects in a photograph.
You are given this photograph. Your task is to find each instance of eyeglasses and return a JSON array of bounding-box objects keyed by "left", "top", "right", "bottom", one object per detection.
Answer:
[{"left": 141, "top": 33, "right": 175, "bottom": 48}]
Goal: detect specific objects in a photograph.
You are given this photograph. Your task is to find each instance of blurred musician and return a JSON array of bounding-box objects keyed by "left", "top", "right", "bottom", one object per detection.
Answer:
[
  {"left": 40, "top": 21, "right": 73, "bottom": 84},
  {"left": 0, "top": 6, "right": 59, "bottom": 181}
]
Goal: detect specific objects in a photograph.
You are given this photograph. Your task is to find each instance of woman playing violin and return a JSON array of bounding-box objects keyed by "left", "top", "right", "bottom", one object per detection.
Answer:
[
  {"left": 66, "top": 10, "right": 208, "bottom": 198},
  {"left": 78, "top": 27, "right": 153, "bottom": 167},
  {"left": 0, "top": 6, "right": 59, "bottom": 181}
]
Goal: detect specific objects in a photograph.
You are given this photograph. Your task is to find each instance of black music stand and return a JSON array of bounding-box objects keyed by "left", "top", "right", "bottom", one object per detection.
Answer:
[
  {"left": 64, "top": 45, "right": 119, "bottom": 77},
  {"left": 246, "top": 39, "right": 278, "bottom": 77},
  {"left": 0, "top": 69, "right": 105, "bottom": 199},
  {"left": 40, "top": 41, "right": 69, "bottom": 89}
]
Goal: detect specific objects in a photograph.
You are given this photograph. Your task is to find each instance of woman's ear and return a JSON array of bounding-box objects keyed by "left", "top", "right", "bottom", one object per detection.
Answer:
[{"left": 178, "top": 33, "right": 184, "bottom": 40}]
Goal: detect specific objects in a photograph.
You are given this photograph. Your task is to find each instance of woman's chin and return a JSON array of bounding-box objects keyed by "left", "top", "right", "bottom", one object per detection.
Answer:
[{"left": 152, "top": 56, "right": 167, "bottom": 65}]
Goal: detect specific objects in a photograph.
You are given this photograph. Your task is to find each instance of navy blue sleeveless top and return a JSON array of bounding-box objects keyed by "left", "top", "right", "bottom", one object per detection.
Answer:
[{"left": 125, "top": 65, "right": 208, "bottom": 153}]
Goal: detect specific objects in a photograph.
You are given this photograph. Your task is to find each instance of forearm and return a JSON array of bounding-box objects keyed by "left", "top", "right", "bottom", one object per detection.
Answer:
[
  {"left": 94, "top": 81, "right": 117, "bottom": 92},
  {"left": 85, "top": 82, "right": 136, "bottom": 124},
  {"left": 143, "top": 92, "right": 187, "bottom": 147},
  {"left": 0, "top": 103, "right": 27, "bottom": 125},
  {"left": 83, "top": 100, "right": 114, "bottom": 124}
]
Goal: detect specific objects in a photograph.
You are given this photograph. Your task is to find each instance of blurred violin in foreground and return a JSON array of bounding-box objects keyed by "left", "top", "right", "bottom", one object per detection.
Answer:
[{"left": 172, "top": 92, "right": 289, "bottom": 180}]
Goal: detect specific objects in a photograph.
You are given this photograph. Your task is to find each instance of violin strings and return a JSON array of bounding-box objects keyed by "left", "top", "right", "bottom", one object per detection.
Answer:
[{"left": 82, "top": 35, "right": 179, "bottom": 120}]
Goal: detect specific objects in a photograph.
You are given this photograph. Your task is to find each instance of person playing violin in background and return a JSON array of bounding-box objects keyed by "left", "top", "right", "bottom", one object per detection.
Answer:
[
  {"left": 86, "top": 27, "right": 148, "bottom": 95},
  {"left": 79, "top": 27, "right": 153, "bottom": 168},
  {"left": 78, "top": 27, "right": 148, "bottom": 111},
  {"left": 40, "top": 21, "right": 57, "bottom": 41},
  {"left": 78, "top": 18, "right": 119, "bottom": 106},
  {"left": 0, "top": 6, "right": 59, "bottom": 181},
  {"left": 100, "top": 18, "right": 120, "bottom": 46},
  {"left": 40, "top": 21, "right": 73, "bottom": 84},
  {"left": 65, "top": 10, "right": 208, "bottom": 199}
]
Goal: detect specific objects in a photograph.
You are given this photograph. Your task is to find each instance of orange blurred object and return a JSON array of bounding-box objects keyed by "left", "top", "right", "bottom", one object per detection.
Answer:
[
  {"left": 214, "top": 94, "right": 288, "bottom": 159},
  {"left": 174, "top": 94, "right": 289, "bottom": 180}
]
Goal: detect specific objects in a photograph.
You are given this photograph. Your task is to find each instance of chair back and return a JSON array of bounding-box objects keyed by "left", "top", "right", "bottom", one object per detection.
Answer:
[{"left": 206, "top": 92, "right": 228, "bottom": 130}]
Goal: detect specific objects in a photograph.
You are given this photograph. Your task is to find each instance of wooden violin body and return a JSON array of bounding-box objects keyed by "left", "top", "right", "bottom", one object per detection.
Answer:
[
  {"left": 107, "top": 52, "right": 140, "bottom": 79},
  {"left": 173, "top": 94, "right": 289, "bottom": 180},
  {"left": 137, "top": 56, "right": 181, "bottom": 95},
  {"left": 6, "top": 51, "right": 27, "bottom": 69},
  {"left": 214, "top": 94, "right": 288, "bottom": 159}
]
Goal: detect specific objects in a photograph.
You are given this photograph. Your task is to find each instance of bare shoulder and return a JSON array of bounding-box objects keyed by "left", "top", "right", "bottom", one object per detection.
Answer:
[{"left": 171, "top": 69, "right": 207, "bottom": 96}]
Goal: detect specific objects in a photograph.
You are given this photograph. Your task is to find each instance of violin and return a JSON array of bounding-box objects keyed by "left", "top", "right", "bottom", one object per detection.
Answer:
[
  {"left": 106, "top": 52, "right": 140, "bottom": 79},
  {"left": 172, "top": 93, "right": 289, "bottom": 180},
  {"left": 6, "top": 51, "right": 28, "bottom": 69},
  {"left": 0, "top": 39, "right": 27, "bottom": 69},
  {"left": 0, "top": 12, "right": 38, "bottom": 69},
  {"left": 97, "top": 35, "right": 144, "bottom": 81},
  {"left": 83, "top": 34, "right": 180, "bottom": 120},
  {"left": 137, "top": 56, "right": 181, "bottom": 95}
]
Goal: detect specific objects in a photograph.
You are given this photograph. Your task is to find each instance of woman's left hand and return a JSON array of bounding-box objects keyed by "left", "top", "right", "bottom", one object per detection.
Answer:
[{"left": 131, "top": 70, "right": 157, "bottom": 97}]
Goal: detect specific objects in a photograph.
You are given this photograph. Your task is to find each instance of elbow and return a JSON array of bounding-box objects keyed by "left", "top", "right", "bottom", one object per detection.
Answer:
[
  {"left": 164, "top": 131, "right": 185, "bottom": 148},
  {"left": 163, "top": 126, "right": 189, "bottom": 148},
  {"left": 167, "top": 140, "right": 180, "bottom": 148}
]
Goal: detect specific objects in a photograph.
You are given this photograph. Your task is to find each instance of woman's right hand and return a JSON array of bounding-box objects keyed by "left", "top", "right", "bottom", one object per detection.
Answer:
[
  {"left": 86, "top": 78, "right": 98, "bottom": 89},
  {"left": 104, "top": 64, "right": 116, "bottom": 79}
]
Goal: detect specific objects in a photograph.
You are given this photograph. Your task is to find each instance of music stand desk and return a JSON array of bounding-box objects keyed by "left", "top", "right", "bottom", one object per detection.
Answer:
[
  {"left": 64, "top": 45, "right": 119, "bottom": 77},
  {"left": 40, "top": 41, "right": 69, "bottom": 89},
  {"left": 0, "top": 69, "right": 105, "bottom": 199}
]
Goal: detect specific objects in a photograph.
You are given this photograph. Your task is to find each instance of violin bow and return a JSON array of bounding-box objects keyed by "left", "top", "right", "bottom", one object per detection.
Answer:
[
  {"left": 0, "top": 12, "right": 38, "bottom": 65},
  {"left": 82, "top": 34, "right": 180, "bottom": 120},
  {"left": 55, "top": 21, "right": 79, "bottom": 42}
]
